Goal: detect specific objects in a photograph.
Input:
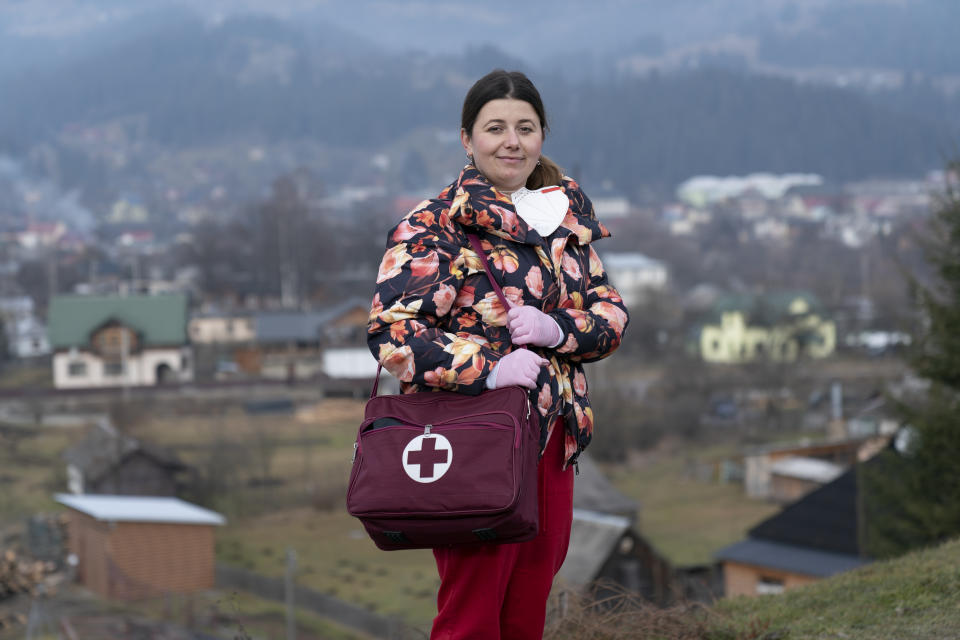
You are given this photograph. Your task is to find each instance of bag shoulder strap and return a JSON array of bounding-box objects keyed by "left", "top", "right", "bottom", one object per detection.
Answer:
[
  {"left": 466, "top": 233, "right": 511, "bottom": 312},
  {"left": 369, "top": 207, "right": 516, "bottom": 399}
]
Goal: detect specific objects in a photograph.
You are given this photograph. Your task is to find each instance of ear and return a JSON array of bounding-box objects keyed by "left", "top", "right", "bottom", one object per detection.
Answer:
[{"left": 460, "top": 128, "right": 473, "bottom": 156}]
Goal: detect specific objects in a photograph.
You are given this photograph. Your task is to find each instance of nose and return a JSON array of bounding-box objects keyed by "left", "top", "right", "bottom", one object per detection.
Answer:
[{"left": 504, "top": 129, "right": 520, "bottom": 148}]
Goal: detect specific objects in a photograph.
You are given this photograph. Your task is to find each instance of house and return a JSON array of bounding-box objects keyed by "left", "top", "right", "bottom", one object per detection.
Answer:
[
  {"left": 55, "top": 493, "right": 224, "bottom": 600},
  {"left": 697, "top": 291, "right": 836, "bottom": 364},
  {"left": 557, "top": 454, "right": 677, "bottom": 605},
  {"left": 676, "top": 173, "right": 823, "bottom": 208},
  {"left": 47, "top": 293, "right": 193, "bottom": 389},
  {"left": 188, "top": 310, "right": 256, "bottom": 344},
  {"left": 240, "top": 298, "right": 373, "bottom": 382},
  {"left": 63, "top": 421, "right": 188, "bottom": 496},
  {"left": 0, "top": 295, "right": 50, "bottom": 358},
  {"left": 16, "top": 221, "right": 66, "bottom": 250},
  {"left": 715, "top": 462, "right": 873, "bottom": 597},
  {"left": 590, "top": 183, "right": 631, "bottom": 220},
  {"left": 600, "top": 252, "right": 669, "bottom": 307},
  {"left": 743, "top": 436, "right": 889, "bottom": 500}
]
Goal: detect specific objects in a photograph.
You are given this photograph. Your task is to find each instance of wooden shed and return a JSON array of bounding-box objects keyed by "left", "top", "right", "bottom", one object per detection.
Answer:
[
  {"left": 55, "top": 494, "right": 225, "bottom": 600},
  {"left": 62, "top": 423, "right": 188, "bottom": 497}
]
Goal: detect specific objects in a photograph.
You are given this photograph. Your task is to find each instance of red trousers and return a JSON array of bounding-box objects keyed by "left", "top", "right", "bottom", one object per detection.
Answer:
[{"left": 430, "top": 423, "right": 575, "bottom": 640}]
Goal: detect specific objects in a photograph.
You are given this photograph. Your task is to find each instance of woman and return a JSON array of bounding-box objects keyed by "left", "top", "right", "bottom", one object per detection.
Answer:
[{"left": 367, "top": 69, "right": 628, "bottom": 639}]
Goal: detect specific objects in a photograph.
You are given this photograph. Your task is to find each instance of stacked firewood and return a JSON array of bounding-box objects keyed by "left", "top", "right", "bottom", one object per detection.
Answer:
[
  {"left": 0, "top": 549, "right": 57, "bottom": 600},
  {"left": 0, "top": 611, "right": 27, "bottom": 630},
  {"left": 0, "top": 548, "right": 63, "bottom": 630}
]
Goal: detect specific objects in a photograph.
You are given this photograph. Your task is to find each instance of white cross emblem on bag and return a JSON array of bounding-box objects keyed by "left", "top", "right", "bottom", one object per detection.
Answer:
[{"left": 402, "top": 434, "right": 453, "bottom": 483}]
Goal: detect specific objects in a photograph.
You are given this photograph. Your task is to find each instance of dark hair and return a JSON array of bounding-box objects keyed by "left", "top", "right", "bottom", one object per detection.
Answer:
[{"left": 461, "top": 69, "right": 563, "bottom": 189}]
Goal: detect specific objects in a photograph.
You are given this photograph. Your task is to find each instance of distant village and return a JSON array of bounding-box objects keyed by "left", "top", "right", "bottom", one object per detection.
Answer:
[
  {"left": 0, "top": 159, "right": 933, "bottom": 386},
  {"left": 0, "top": 158, "right": 941, "bottom": 633}
]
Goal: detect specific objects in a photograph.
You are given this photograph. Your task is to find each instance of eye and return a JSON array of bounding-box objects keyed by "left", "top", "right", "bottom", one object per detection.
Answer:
[
  {"left": 519, "top": 126, "right": 535, "bottom": 134},
  {"left": 487, "top": 125, "right": 503, "bottom": 133}
]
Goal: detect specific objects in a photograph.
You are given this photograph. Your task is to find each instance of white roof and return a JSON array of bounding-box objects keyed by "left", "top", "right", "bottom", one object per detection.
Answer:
[
  {"left": 55, "top": 494, "right": 226, "bottom": 526},
  {"left": 600, "top": 252, "right": 665, "bottom": 270},
  {"left": 769, "top": 457, "right": 845, "bottom": 484},
  {"left": 322, "top": 347, "right": 380, "bottom": 379}
]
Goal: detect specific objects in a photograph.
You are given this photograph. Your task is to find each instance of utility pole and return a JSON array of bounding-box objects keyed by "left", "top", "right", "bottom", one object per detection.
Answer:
[
  {"left": 121, "top": 326, "right": 130, "bottom": 401},
  {"left": 285, "top": 547, "right": 297, "bottom": 640}
]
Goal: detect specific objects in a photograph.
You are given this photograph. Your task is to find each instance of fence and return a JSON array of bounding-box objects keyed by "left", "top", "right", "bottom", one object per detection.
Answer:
[{"left": 215, "top": 564, "right": 421, "bottom": 640}]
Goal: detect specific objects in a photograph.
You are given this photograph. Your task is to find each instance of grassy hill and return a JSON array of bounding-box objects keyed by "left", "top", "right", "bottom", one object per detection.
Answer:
[
  {"left": 545, "top": 537, "right": 960, "bottom": 639},
  {"left": 714, "top": 537, "right": 960, "bottom": 640}
]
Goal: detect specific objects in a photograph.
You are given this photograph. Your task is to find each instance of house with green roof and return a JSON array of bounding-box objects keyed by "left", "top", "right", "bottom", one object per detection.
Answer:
[
  {"left": 696, "top": 291, "right": 835, "bottom": 364},
  {"left": 48, "top": 293, "right": 193, "bottom": 389}
]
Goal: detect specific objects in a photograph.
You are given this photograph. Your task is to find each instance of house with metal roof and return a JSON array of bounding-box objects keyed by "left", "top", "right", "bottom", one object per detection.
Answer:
[
  {"left": 715, "top": 461, "right": 872, "bottom": 597},
  {"left": 54, "top": 494, "right": 226, "bottom": 600},
  {"left": 55, "top": 493, "right": 225, "bottom": 600},
  {"left": 231, "top": 297, "right": 375, "bottom": 385},
  {"left": 556, "top": 454, "right": 679, "bottom": 605},
  {"left": 47, "top": 293, "right": 193, "bottom": 389}
]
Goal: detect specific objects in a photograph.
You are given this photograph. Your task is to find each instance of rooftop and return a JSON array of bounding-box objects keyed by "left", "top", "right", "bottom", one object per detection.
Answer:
[
  {"left": 55, "top": 494, "right": 225, "bottom": 526},
  {"left": 715, "top": 538, "right": 868, "bottom": 578}
]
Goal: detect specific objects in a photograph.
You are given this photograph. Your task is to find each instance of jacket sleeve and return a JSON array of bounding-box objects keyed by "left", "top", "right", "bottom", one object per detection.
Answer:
[
  {"left": 550, "top": 241, "right": 629, "bottom": 363},
  {"left": 367, "top": 207, "right": 503, "bottom": 395}
]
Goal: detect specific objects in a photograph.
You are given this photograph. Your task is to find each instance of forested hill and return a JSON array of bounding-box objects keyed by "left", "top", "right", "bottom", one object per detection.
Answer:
[{"left": 0, "top": 11, "right": 954, "bottom": 190}]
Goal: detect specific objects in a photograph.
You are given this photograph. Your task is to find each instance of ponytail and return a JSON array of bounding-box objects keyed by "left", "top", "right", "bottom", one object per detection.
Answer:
[{"left": 526, "top": 154, "right": 564, "bottom": 190}]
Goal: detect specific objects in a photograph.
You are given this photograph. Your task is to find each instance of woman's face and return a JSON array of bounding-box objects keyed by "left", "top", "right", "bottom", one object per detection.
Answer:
[{"left": 461, "top": 98, "right": 543, "bottom": 194}]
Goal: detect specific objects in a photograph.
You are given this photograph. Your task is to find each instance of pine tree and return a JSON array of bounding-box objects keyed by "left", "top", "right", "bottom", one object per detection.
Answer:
[{"left": 862, "top": 160, "right": 960, "bottom": 558}]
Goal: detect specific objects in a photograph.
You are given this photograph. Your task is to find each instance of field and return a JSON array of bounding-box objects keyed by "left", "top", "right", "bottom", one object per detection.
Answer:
[
  {"left": 0, "top": 390, "right": 858, "bottom": 634},
  {"left": 605, "top": 442, "right": 780, "bottom": 566}
]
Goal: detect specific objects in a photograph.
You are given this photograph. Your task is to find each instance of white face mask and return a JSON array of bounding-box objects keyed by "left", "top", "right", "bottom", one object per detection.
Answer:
[{"left": 511, "top": 186, "right": 569, "bottom": 237}]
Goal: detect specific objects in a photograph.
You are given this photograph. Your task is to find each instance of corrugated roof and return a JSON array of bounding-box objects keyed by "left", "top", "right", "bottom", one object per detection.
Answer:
[
  {"left": 62, "top": 424, "right": 185, "bottom": 482},
  {"left": 770, "top": 456, "right": 845, "bottom": 483},
  {"left": 558, "top": 509, "right": 632, "bottom": 589},
  {"left": 47, "top": 293, "right": 188, "bottom": 349},
  {"left": 254, "top": 298, "right": 369, "bottom": 343},
  {"left": 715, "top": 538, "right": 868, "bottom": 578},
  {"left": 749, "top": 466, "right": 860, "bottom": 555},
  {"left": 572, "top": 453, "right": 639, "bottom": 519},
  {"left": 55, "top": 494, "right": 225, "bottom": 526}
]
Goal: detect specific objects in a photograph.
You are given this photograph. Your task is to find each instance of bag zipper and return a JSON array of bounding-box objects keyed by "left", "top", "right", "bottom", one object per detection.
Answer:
[{"left": 361, "top": 409, "right": 524, "bottom": 447}]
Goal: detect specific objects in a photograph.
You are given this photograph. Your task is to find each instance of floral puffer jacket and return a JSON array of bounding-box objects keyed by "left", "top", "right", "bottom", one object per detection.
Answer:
[{"left": 367, "top": 165, "right": 629, "bottom": 468}]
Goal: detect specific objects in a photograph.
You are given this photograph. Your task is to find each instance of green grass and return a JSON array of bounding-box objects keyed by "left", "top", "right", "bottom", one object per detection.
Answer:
[
  {"left": 713, "top": 537, "right": 960, "bottom": 639},
  {"left": 126, "top": 588, "right": 373, "bottom": 640},
  {"left": 0, "top": 364, "right": 52, "bottom": 388},
  {"left": 605, "top": 446, "right": 779, "bottom": 566},
  {"left": 0, "top": 424, "right": 78, "bottom": 519},
  {"left": 217, "top": 508, "right": 438, "bottom": 631}
]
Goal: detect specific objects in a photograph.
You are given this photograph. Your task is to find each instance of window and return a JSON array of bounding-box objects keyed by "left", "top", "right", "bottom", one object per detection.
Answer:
[
  {"left": 756, "top": 576, "right": 785, "bottom": 595},
  {"left": 68, "top": 361, "right": 87, "bottom": 377},
  {"left": 104, "top": 362, "right": 124, "bottom": 377}
]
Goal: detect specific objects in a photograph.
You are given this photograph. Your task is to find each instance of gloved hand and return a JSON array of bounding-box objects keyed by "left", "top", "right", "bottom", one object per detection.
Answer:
[
  {"left": 486, "top": 349, "right": 548, "bottom": 389},
  {"left": 507, "top": 305, "right": 563, "bottom": 347}
]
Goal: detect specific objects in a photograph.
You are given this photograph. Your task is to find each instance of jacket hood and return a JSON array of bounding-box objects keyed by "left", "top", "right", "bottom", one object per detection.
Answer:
[{"left": 439, "top": 165, "right": 611, "bottom": 246}]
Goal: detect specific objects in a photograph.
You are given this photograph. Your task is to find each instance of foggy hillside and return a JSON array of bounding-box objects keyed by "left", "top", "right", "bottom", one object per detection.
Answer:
[{"left": 1, "top": 1, "right": 958, "bottom": 194}]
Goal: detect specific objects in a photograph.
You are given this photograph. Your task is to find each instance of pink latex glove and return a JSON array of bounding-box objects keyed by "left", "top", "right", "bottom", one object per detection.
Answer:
[
  {"left": 507, "top": 305, "right": 563, "bottom": 347},
  {"left": 487, "top": 349, "right": 548, "bottom": 390}
]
